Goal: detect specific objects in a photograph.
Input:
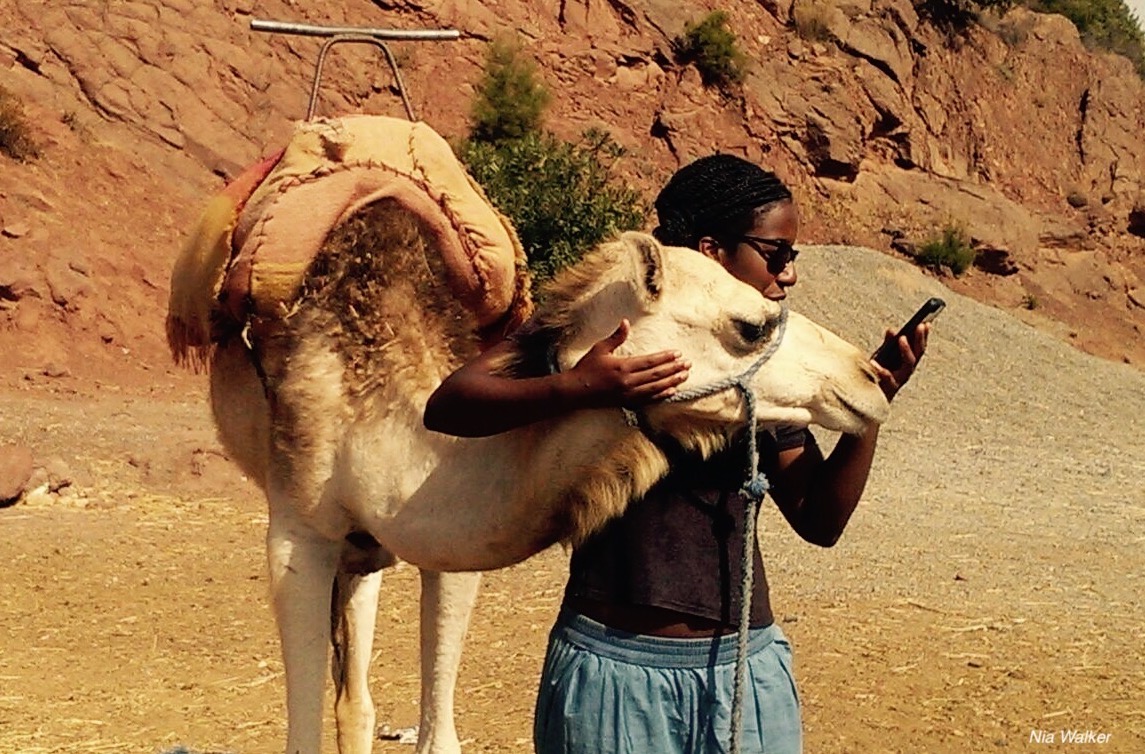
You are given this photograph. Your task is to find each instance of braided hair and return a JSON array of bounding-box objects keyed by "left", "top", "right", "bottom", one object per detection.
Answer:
[{"left": 652, "top": 154, "right": 792, "bottom": 250}]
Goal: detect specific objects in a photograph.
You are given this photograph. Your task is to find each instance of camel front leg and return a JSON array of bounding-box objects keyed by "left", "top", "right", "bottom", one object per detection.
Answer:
[
  {"left": 415, "top": 570, "right": 481, "bottom": 754},
  {"left": 332, "top": 569, "right": 383, "bottom": 754},
  {"left": 268, "top": 511, "right": 342, "bottom": 754}
]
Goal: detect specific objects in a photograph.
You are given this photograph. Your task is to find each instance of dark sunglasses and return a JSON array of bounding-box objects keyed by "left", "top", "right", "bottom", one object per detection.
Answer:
[{"left": 737, "top": 235, "right": 799, "bottom": 272}]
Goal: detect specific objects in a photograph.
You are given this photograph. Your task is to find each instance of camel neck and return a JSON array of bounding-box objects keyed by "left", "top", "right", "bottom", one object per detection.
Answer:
[{"left": 383, "top": 409, "right": 668, "bottom": 572}]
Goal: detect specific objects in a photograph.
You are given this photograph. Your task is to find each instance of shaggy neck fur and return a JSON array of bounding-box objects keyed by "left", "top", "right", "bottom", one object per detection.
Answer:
[{"left": 382, "top": 405, "right": 735, "bottom": 572}]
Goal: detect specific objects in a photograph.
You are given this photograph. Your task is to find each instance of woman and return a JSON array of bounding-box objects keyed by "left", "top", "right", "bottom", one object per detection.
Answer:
[{"left": 424, "top": 154, "right": 929, "bottom": 753}]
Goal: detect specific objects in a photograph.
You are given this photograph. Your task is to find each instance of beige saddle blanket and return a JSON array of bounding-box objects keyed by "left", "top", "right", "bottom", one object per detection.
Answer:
[{"left": 167, "top": 115, "right": 532, "bottom": 367}]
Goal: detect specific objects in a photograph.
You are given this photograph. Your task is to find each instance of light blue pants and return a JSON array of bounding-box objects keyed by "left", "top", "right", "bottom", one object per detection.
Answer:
[{"left": 534, "top": 610, "right": 802, "bottom": 754}]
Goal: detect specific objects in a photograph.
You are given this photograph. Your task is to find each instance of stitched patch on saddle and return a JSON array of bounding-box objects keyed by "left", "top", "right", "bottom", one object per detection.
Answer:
[{"left": 166, "top": 115, "right": 532, "bottom": 368}]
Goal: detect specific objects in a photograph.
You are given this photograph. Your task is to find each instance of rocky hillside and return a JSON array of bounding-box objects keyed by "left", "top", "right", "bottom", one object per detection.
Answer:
[{"left": 1, "top": 0, "right": 1143, "bottom": 386}]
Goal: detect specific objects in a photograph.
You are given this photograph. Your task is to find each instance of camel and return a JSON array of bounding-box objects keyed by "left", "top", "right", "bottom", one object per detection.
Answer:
[{"left": 168, "top": 119, "right": 889, "bottom": 754}]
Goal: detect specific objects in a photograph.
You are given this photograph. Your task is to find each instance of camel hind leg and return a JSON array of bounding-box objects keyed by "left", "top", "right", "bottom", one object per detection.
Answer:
[
  {"left": 331, "top": 533, "right": 399, "bottom": 754},
  {"left": 332, "top": 568, "right": 384, "bottom": 754},
  {"left": 416, "top": 570, "right": 481, "bottom": 754}
]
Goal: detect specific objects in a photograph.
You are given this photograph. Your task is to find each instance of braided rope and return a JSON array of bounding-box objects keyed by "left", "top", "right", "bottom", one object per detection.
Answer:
[
  {"left": 729, "top": 385, "right": 765, "bottom": 754},
  {"left": 662, "top": 304, "right": 788, "bottom": 754}
]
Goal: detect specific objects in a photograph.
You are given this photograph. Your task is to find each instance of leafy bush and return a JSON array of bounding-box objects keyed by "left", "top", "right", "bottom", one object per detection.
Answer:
[
  {"left": 0, "top": 86, "right": 39, "bottom": 161},
  {"left": 1022, "top": 0, "right": 1145, "bottom": 76},
  {"left": 673, "top": 11, "right": 748, "bottom": 89},
  {"left": 470, "top": 37, "right": 551, "bottom": 143},
  {"left": 458, "top": 130, "right": 647, "bottom": 288},
  {"left": 913, "top": 224, "right": 977, "bottom": 275},
  {"left": 462, "top": 39, "right": 648, "bottom": 287}
]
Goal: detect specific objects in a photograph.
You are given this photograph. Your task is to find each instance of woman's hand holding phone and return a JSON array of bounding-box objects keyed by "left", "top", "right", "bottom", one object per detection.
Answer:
[{"left": 870, "top": 297, "right": 943, "bottom": 399}]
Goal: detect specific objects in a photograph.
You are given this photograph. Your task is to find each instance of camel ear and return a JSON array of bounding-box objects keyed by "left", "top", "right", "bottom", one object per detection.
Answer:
[{"left": 619, "top": 232, "right": 664, "bottom": 305}]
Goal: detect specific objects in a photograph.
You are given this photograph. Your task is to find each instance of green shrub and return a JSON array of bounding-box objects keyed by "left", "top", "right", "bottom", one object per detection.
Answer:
[
  {"left": 463, "top": 38, "right": 649, "bottom": 288},
  {"left": 458, "top": 130, "right": 648, "bottom": 288},
  {"left": 913, "top": 224, "right": 977, "bottom": 275},
  {"left": 673, "top": 11, "right": 748, "bottom": 89},
  {"left": 470, "top": 37, "right": 551, "bottom": 143},
  {"left": 0, "top": 86, "right": 39, "bottom": 161},
  {"left": 1021, "top": 292, "right": 1040, "bottom": 309},
  {"left": 1022, "top": 0, "right": 1145, "bottom": 76}
]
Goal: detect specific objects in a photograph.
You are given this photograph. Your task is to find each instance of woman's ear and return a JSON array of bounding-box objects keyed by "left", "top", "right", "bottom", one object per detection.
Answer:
[{"left": 697, "top": 236, "right": 722, "bottom": 261}]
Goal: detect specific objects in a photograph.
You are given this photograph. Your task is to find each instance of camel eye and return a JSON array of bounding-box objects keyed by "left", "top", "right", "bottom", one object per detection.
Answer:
[{"left": 733, "top": 318, "right": 772, "bottom": 345}]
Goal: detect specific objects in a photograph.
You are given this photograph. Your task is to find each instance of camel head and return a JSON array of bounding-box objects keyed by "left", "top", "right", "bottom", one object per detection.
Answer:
[{"left": 513, "top": 232, "right": 889, "bottom": 455}]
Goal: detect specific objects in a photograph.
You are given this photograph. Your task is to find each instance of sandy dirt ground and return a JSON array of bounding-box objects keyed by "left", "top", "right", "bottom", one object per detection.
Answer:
[{"left": 1, "top": 248, "right": 1143, "bottom": 754}]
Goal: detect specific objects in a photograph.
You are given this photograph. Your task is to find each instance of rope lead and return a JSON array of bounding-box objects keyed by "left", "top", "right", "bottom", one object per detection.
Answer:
[{"left": 661, "top": 305, "right": 789, "bottom": 754}]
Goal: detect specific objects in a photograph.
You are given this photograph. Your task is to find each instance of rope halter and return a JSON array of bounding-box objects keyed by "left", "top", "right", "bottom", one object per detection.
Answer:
[{"left": 661, "top": 303, "right": 789, "bottom": 497}]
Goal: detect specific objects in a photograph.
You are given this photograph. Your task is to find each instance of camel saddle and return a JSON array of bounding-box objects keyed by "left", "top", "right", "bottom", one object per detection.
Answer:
[{"left": 167, "top": 115, "right": 533, "bottom": 368}]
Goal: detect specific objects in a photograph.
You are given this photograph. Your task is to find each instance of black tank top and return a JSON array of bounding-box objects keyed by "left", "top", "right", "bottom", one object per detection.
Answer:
[{"left": 564, "top": 426, "right": 814, "bottom": 628}]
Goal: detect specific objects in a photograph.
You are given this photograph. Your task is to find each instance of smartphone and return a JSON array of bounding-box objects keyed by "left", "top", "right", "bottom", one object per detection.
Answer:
[{"left": 872, "top": 297, "right": 945, "bottom": 369}]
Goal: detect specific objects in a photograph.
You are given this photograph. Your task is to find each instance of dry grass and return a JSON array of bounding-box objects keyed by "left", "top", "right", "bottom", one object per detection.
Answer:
[
  {"left": 792, "top": 0, "right": 837, "bottom": 42},
  {"left": 0, "top": 86, "right": 39, "bottom": 161}
]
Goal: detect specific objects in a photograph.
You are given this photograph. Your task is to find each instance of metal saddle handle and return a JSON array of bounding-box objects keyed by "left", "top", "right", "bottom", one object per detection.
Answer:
[
  {"left": 250, "top": 19, "right": 462, "bottom": 123},
  {"left": 308, "top": 35, "right": 415, "bottom": 121}
]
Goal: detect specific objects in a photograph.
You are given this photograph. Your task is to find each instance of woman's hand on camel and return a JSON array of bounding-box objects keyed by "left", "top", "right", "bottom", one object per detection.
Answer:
[
  {"left": 871, "top": 323, "right": 930, "bottom": 400},
  {"left": 569, "top": 319, "right": 690, "bottom": 407}
]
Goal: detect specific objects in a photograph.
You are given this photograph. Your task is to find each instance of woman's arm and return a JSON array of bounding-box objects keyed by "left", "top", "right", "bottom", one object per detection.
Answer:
[
  {"left": 769, "top": 323, "right": 930, "bottom": 546},
  {"left": 423, "top": 319, "right": 690, "bottom": 438}
]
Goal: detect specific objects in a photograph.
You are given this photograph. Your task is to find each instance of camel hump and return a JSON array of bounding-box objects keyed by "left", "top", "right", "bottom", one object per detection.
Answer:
[{"left": 166, "top": 115, "right": 533, "bottom": 369}]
